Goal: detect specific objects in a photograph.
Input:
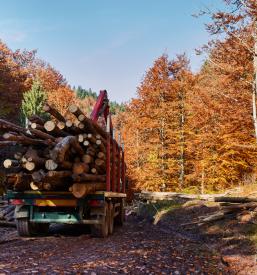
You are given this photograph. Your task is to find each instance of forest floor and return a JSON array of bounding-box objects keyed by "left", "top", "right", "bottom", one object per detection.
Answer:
[{"left": 0, "top": 200, "right": 256, "bottom": 274}]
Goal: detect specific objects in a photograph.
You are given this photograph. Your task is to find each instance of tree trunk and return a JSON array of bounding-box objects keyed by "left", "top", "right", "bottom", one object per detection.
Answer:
[{"left": 253, "top": 19, "right": 257, "bottom": 141}]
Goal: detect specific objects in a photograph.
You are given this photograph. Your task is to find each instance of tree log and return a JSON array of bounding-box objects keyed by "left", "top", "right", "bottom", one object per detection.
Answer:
[
  {"left": 28, "top": 115, "right": 46, "bottom": 125},
  {"left": 50, "top": 136, "right": 84, "bottom": 163},
  {"left": 24, "top": 148, "right": 45, "bottom": 166},
  {"left": 0, "top": 119, "right": 32, "bottom": 137},
  {"left": 72, "top": 173, "right": 106, "bottom": 182},
  {"left": 45, "top": 159, "right": 58, "bottom": 171},
  {"left": 72, "top": 162, "right": 90, "bottom": 174},
  {"left": 3, "top": 133, "right": 49, "bottom": 146},
  {"left": 29, "top": 128, "right": 55, "bottom": 141},
  {"left": 43, "top": 103, "right": 66, "bottom": 122},
  {"left": 23, "top": 161, "right": 36, "bottom": 171},
  {"left": 215, "top": 197, "right": 257, "bottom": 203},
  {"left": 3, "top": 159, "right": 19, "bottom": 169},
  {"left": 70, "top": 182, "right": 106, "bottom": 198},
  {"left": 69, "top": 104, "right": 98, "bottom": 135},
  {"left": 5, "top": 173, "right": 32, "bottom": 191},
  {"left": 30, "top": 123, "right": 45, "bottom": 132},
  {"left": 44, "top": 120, "right": 68, "bottom": 137},
  {"left": 30, "top": 182, "right": 43, "bottom": 191},
  {"left": 82, "top": 154, "right": 93, "bottom": 164}
]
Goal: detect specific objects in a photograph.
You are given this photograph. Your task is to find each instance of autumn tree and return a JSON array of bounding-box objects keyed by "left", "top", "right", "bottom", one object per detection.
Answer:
[
  {"left": 0, "top": 40, "right": 36, "bottom": 122},
  {"left": 120, "top": 54, "right": 194, "bottom": 192},
  {"left": 188, "top": 0, "right": 257, "bottom": 191}
]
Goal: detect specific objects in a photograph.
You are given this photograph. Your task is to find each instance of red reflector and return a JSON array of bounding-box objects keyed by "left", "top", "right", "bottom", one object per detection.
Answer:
[
  {"left": 89, "top": 200, "right": 102, "bottom": 207},
  {"left": 10, "top": 199, "right": 24, "bottom": 205}
]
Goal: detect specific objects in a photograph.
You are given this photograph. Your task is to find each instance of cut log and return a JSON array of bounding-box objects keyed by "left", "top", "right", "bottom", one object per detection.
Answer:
[
  {"left": 43, "top": 182, "right": 52, "bottom": 191},
  {"left": 86, "top": 147, "right": 96, "bottom": 157},
  {"left": 45, "top": 159, "right": 58, "bottom": 171},
  {"left": 30, "top": 123, "right": 45, "bottom": 132},
  {"left": 14, "top": 152, "right": 23, "bottom": 160},
  {"left": 43, "top": 103, "right": 66, "bottom": 122},
  {"left": 3, "top": 159, "right": 19, "bottom": 169},
  {"left": 28, "top": 115, "right": 46, "bottom": 125},
  {"left": 61, "top": 161, "right": 73, "bottom": 170},
  {"left": 50, "top": 136, "right": 83, "bottom": 163},
  {"left": 65, "top": 120, "right": 73, "bottom": 128},
  {"left": 70, "top": 182, "right": 106, "bottom": 198},
  {"left": 78, "top": 134, "right": 84, "bottom": 143},
  {"left": 57, "top": 121, "right": 66, "bottom": 130},
  {"left": 32, "top": 170, "right": 46, "bottom": 183},
  {"left": 43, "top": 121, "right": 68, "bottom": 137},
  {"left": 44, "top": 120, "right": 56, "bottom": 132},
  {"left": 6, "top": 173, "right": 32, "bottom": 191},
  {"left": 222, "top": 202, "right": 257, "bottom": 212},
  {"left": 87, "top": 133, "right": 97, "bottom": 143},
  {"left": 91, "top": 167, "right": 97, "bottom": 174},
  {"left": 97, "top": 152, "right": 106, "bottom": 159},
  {"left": 78, "top": 114, "right": 85, "bottom": 122},
  {"left": 72, "top": 173, "right": 106, "bottom": 182},
  {"left": 24, "top": 148, "right": 45, "bottom": 166},
  {"left": 83, "top": 140, "right": 90, "bottom": 147},
  {"left": 30, "top": 182, "right": 43, "bottom": 191},
  {"left": 215, "top": 197, "right": 257, "bottom": 203},
  {"left": 23, "top": 161, "right": 36, "bottom": 171},
  {"left": 0, "top": 119, "right": 32, "bottom": 137},
  {"left": 47, "top": 170, "right": 72, "bottom": 179},
  {"left": 29, "top": 128, "right": 55, "bottom": 141},
  {"left": 95, "top": 158, "right": 106, "bottom": 168},
  {"left": 72, "top": 162, "right": 90, "bottom": 175},
  {"left": 3, "top": 133, "right": 49, "bottom": 146},
  {"left": 82, "top": 154, "right": 93, "bottom": 164},
  {"left": 78, "top": 123, "right": 85, "bottom": 130},
  {"left": 69, "top": 104, "right": 98, "bottom": 135}
]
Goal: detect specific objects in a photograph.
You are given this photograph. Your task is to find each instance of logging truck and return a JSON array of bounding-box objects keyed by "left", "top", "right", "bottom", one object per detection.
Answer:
[{"left": 2, "top": 90, "right": 127, "bottom": 237}]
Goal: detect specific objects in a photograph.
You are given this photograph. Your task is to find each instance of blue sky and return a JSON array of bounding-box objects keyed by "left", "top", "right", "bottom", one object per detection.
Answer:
[{"left": 0, "top": 0, "right": 225, "bottom": 103}]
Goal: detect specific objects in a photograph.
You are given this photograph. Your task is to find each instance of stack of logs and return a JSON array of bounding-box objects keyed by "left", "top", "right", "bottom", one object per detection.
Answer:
[
  {"left": 183, "top": 196, "right": 257, "bottom": 226},
  {"left": 0, "top": 103, "right": 122, "bottom": 198}
]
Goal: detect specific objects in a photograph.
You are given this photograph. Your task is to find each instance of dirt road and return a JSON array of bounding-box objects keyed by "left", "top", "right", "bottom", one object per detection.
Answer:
[{"left": 0, "top": 216, "right": 231, "bottom": 275}]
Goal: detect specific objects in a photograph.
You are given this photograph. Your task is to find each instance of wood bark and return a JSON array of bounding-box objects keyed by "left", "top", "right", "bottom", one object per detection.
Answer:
[
  {"left": 3, "top": 133, "right": 48, "bottom": 146},
  {"left": 70, "top": 182, "right": 106, "bottom": 198},
  {"left": 43, "top": 103, "right": 66, "bottom": 122},
  {"left": 0, "top": 119, "right": 32, "bottom": 137},
  {"left": 72, "top": 173, "right": 106, "bottom": 182}
]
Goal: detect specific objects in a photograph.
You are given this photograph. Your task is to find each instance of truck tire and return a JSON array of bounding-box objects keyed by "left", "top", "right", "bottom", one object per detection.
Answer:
[
  {"left": 115, "top": 198, "right": 125, "bottom": 226},
  {"left": 16, "top": 218, "right": 33, "bottom": 237},
  {"left": 16, "top": 218, "right": 49, "bottom": 237},
  {"left": 91, "top": 203, "right": 109, "bottom": 238},
  {"left": 108, "top": 202, "right": 114, "bottom": 235}
]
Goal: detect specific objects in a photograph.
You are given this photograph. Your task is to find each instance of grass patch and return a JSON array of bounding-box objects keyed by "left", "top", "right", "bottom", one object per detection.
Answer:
[{"left": 137, "top": 200, "right": 182, "bottom": 224}]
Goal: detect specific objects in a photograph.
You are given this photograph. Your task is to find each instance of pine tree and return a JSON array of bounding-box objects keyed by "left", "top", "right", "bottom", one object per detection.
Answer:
[{"left": 21, "top": 79, "right": 47, "bottom": 121}]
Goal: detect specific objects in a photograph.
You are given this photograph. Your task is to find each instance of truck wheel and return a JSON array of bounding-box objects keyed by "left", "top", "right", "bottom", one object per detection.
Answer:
[
  {"left": 115, "top": 198, "right": 125, "bottom": 226},
  {"left": 16, "top": 218, "right": 33, "bottom": 237},
  {"left": 16, "top": 219, "right": 49, "bottom": 237},
  {"left": 108, "top": 202, "right": 114, "bottom": 235},
  {"left": 91, "top": 203, "right": 109, "bottom": 238}
]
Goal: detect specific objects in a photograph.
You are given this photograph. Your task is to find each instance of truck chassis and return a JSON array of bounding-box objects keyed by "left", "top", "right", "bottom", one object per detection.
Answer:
[{"left": 7, "top": 190, "right": 126, "bottom": 237}]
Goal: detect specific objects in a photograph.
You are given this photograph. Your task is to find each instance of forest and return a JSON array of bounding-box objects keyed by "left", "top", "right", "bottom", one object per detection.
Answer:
[{"left": 1, "top": 0, "right": 257, "bottom": 194}]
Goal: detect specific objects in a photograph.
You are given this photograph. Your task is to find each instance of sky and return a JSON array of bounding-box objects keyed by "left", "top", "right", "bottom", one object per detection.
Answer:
[{"left": 0, "top": 0, "right": 225, "bottom": 103}]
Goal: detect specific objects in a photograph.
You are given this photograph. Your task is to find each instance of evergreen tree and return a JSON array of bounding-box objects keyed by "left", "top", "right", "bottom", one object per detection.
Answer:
[{"left": 21, "top": 79, "right": 47, "bottom": 122}]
